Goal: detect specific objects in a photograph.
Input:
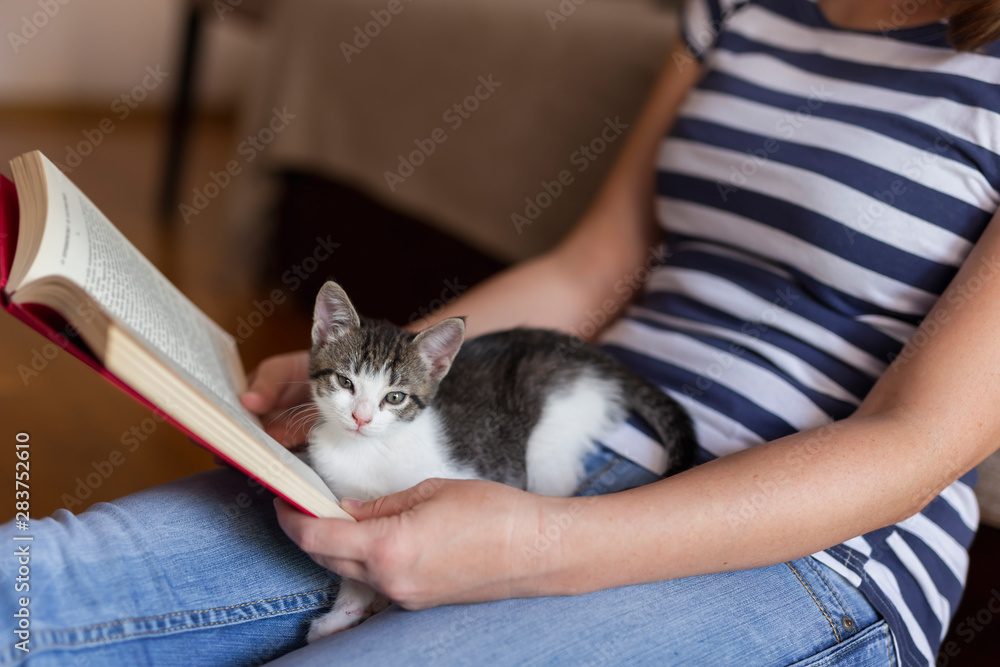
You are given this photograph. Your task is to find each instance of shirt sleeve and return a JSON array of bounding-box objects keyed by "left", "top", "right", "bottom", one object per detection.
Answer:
[{"left": 681, "top": 0, "right": 748, "bottom": 60}]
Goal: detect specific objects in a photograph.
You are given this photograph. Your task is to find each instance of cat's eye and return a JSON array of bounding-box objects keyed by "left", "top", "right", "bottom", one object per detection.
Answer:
[
  {"left": 336, "top": 374, "right": 354, "bottom": 391},
  {"left": 385, "top": 391, "right": 406, "bottom": 405}
]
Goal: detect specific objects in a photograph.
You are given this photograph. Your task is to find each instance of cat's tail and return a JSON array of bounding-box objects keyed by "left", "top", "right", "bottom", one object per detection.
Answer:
[{"left": 619, "top": 374, "right": 698, "bottom": 476}]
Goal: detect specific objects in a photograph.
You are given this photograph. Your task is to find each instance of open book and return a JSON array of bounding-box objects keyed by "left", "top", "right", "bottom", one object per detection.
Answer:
[{"left": 1, "top": 150, "right": 351, "bottom": 520}]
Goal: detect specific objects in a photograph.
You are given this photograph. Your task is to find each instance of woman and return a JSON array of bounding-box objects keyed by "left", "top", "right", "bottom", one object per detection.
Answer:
[{"left": 4, "top": 1, "right": 998, "bottom": 665}]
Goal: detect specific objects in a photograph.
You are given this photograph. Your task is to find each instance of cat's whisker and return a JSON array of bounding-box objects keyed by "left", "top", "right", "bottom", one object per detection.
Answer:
[
  {"left": 288, "top": 409, "right": 321, "bottom": 436},
  {"left": 269, "top": 405, "right": 301, "bottom": 427},
  {"left": 284, "top": 405, "right": 317, "bottom": 425},
  {"left": 270, "top": 403, "right": 316, "bottom": 427},
  {"left": 287, "top": 404, "right": 323, "bottom": 434}
]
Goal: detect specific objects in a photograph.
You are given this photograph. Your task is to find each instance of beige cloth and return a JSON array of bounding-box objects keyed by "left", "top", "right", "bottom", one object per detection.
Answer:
[{"left": 229, "top": 0, "right": 679, "bottom": 267}]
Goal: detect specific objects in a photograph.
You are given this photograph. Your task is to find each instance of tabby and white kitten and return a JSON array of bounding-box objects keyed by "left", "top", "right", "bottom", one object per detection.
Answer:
[{"left": 303, "top": 281, "right": 695, "bottom": 641}]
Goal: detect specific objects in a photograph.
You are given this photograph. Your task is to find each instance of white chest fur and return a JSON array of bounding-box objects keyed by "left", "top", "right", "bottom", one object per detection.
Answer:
[{"left": 308, "top": 408, "right": 479, "bottom": 501}]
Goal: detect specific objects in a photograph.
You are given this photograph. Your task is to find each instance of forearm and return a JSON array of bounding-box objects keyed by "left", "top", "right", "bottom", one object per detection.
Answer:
[
  {"left": 528, "top": 411, "right": 963, "bottom": 596},
  {"left": 406, "top": 249, "right": 612, "bottom": 338}
]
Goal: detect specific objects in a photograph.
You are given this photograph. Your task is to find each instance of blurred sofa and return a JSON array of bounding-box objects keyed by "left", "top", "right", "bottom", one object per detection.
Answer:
[{"left": 226, "top": 0, "right": 681, "bottom": 271}]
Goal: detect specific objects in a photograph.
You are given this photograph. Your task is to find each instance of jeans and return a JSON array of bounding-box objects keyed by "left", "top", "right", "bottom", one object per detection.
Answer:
[{"left": 0, "top": 446, "right": 895, "bottom": 666}]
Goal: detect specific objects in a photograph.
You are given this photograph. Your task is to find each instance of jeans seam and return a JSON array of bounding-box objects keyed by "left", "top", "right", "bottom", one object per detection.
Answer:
[
  {"left": 843, "top": 548, "right": 859, "bottom": 573},
  {"left": 59, "top": 586, "right": 337, "bottom": 632},
  {"left": 837, "top": 545, "right": 864, "bottom": 579},
  {"left": 799, "top": 622, "right": 889, "bottom": 667},
  {"left": 805, "top": 558, "right": 850, "bottom": 622},
  {"left": 785, "top": 561, "right": 841, "bottom": 643},
  {"left": 38, "top": 586, "right": 337, "bottom": 646},
  {"left": 48, "top": 599, "right": 332, "bottom": 649},
  {"left": 574, "top": 457, "right": 622, "bottom": 495},
  {"left": 843, "top": 578, "right": 899, "bottom": 667}
]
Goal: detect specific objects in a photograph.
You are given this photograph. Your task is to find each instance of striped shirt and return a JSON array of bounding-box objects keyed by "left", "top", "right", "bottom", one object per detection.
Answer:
[{"left": 597, "top": 1, "right": 999, "bottom": 664}]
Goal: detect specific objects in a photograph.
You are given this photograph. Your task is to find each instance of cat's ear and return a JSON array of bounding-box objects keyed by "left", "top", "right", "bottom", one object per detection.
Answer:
[
  {"left": 312, "top": 282, "right": 361, "bottom": 347},
  {"left": 413, "top": 317, "right": 465, "bottom": 380}
]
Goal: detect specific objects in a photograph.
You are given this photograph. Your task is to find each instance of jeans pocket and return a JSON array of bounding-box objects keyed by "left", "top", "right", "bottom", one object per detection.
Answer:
[
  {"left": 787, "top": 621, "right": 896, "bottom": 667},
  {"left": 788, "top": 558, "right": 882, "bottom": 643}
]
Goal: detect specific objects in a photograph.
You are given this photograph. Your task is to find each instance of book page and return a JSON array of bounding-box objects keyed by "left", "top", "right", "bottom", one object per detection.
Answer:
[
  {"left": 19, "top": 154, "right": 245, "bottom": 413},
  {"left": 108, "top": 325, "right": 338, "bottom": 505}
]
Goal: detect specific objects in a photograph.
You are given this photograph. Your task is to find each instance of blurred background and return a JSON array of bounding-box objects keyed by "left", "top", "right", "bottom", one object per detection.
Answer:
[{"left": 0, "top": 1, "right": 996, "bottom": 664}]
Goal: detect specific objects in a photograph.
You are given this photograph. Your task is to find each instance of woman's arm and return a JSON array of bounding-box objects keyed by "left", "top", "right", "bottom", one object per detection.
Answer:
[{"left": 276, "top": 206, "right": 1000, "bottom": 608}]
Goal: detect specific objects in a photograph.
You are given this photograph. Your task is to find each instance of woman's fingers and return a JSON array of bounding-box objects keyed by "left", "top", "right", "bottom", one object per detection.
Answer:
[{"left": 240, "top": 351, "right": 314, "bottom": 446}]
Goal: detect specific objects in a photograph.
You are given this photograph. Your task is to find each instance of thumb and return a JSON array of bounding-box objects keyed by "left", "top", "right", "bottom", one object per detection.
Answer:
[
  {"left": 240, "top": 351, "right": 309, "bottom": 414},
  {"left": 342, "top": 479, "right": 444, "bottom": 521}
]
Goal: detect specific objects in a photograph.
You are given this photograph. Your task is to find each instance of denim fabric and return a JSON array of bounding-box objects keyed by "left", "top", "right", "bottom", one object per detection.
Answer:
[{"left": 0, "top": 447, "right": 895, "bottom": 666}]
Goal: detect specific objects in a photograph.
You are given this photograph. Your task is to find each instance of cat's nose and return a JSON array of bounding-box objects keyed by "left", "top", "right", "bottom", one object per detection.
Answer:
[{"left": 352, "top": 412, "right": 372, "bottom": 427}]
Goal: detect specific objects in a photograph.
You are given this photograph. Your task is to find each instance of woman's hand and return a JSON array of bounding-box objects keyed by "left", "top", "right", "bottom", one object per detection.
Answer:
[
  {"left": 240, "top": 350, "right": 314, "bottom": 447},
  {"left": 274, "top": 478, "right": 559, "bottom": 610}
]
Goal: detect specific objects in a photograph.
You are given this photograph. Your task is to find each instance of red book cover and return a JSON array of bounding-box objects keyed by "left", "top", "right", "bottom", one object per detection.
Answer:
[
  {"left": 0, "top": 174, "right": 324, "bottom": 517},
  {"left": 1, "top": 175, "right": 18, "bottom": 294}
]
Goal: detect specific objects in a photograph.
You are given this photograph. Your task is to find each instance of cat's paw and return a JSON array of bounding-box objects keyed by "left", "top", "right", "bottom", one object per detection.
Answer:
[
  {"left": 306, "top": 605, "right": 369, "bottom": 643},
  {"left": 306, "top": 582, "right": 378, "bottom": 643}
]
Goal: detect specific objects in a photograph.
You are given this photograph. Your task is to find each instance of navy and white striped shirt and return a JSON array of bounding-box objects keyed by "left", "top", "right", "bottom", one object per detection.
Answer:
[{"left": 598, "top": 1, "right": 999, "bottom": 664}]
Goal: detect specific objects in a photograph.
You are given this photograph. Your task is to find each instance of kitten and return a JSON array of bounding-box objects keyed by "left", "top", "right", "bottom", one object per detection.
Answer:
[{"left": 303, "top": 281, "right": 696, "bottom": 641}]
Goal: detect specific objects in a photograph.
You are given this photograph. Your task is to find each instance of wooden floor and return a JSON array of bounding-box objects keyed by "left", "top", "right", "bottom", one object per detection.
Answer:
[{"left": 0, "top": 107, "right": 314, "bottom": 520}]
